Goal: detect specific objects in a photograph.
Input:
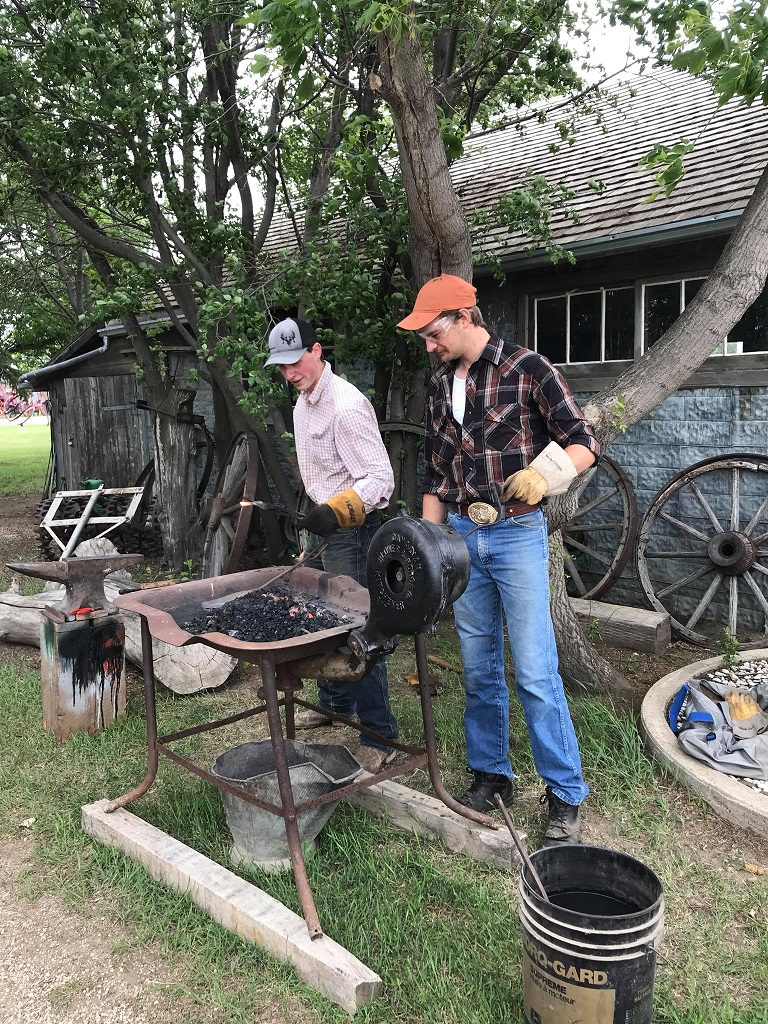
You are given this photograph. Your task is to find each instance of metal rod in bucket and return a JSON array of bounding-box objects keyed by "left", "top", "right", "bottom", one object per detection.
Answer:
[{"left": 493, "top": 793, "right": 550, "bottom": 902}]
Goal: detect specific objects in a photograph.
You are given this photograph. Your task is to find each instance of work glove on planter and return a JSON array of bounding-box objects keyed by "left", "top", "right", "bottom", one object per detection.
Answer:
[
  {"left": 297, "top": 487, "right": 366, "bottom": 537},
  {"left": 501, "top": 442, "right": 578, "bottom": 506}
]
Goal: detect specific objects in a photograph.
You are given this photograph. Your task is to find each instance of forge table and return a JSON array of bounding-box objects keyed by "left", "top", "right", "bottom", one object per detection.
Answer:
[{"left": 110, "top": 565, "right": 496, "bottom": 938}]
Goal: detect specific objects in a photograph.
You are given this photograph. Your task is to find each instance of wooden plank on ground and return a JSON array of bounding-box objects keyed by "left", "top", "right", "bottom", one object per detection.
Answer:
[
  {"left": 343, "top": 776, "right": 523, "bottom": 872},
  {"left": 570, "top": 597, "right": 671, "bottom": 653},
  {"left": 82, "top": 800, "right": 382, "bottom": 1013}
]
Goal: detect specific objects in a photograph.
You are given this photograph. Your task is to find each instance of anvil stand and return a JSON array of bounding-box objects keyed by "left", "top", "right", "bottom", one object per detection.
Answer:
[
  {"left": 106, "top": 618, "right": 498, "bottom": 940},
  {"left": 7, "top": 554, "right": 143, "bottom": 741}
]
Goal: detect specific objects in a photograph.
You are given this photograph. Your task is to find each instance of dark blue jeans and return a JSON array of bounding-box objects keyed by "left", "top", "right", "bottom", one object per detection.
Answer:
[{"left": 304, "top": 512, "right": 398, "bottom": 751}]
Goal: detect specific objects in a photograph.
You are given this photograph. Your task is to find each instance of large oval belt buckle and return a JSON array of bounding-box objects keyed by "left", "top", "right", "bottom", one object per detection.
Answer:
[{"left": 467, "top": 501, "right": 500, "bottom": 526}]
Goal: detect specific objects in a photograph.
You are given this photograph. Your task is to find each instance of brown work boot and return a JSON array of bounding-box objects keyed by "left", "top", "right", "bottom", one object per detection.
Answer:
[
  {"left": 293, "top": 708, "right": 337, "bottom": 730},
  {"left": 539, "top": 787, "right": 582, "bottom": 847},
  {"left": 356, "top": 746, "right": 396, "bottom": 774}
]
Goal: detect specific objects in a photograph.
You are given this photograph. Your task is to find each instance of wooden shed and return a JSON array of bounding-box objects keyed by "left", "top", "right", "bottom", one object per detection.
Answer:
[{"left": 19, "top": 319, "right": 212, "bottom": 494}]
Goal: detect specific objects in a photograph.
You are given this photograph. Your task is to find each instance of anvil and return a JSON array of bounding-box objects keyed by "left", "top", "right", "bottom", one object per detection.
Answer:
[{"left": 7, "top": 554, "right": 143, "bottom": 614}]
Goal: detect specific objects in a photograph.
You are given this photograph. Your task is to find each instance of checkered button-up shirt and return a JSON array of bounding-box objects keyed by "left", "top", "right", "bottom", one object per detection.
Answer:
[
  {"left": 294, "top": 362, "right": 394, "bottom": 510},
  {"left": 421, "top": 335, "right": 600, "bottom": 505}
]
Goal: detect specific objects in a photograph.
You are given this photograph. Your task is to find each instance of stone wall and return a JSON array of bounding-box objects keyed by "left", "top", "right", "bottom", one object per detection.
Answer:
[{"left": 574, "top": 387, "right": 768, "bottom": 633}]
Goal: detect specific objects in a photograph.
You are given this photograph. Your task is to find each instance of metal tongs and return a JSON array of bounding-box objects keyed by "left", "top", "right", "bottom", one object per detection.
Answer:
[
  {"left": 251, "top": 541, "right": 329, "bottom": 593},
  {"left": 237, "top": 499, "right": 303, "bottom": 520}
]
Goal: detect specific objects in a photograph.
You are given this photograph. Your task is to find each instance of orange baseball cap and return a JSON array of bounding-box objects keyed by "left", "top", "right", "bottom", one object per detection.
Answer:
[{"left": 396, "top": 274, "right": 477, "bottom": 331}]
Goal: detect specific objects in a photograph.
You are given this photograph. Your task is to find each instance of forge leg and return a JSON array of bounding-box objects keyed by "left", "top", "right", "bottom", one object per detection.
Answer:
[
  {"left": 414, "top": 633, "right": 498, "bottom": 830},
  {"left": 106, "top": 617, "right": 159, "bottom": 812},
  {"left": 275, "top": 664, "right": 301, "bottom": 740},
  {"left": 260, "top": 655, "right": 323, "bottom": 939}
]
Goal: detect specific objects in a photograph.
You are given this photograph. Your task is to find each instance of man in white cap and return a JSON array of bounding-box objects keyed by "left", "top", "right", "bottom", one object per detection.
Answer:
[
  {"left": 264, "top": 317, "right": 399, "bottom": 773},
  {"left": 397, "top": 275, "right": 599, "bottom": 846}
]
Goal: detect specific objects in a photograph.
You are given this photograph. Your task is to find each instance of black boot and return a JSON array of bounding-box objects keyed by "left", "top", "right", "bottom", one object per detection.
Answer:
[
  {"left": 456, "top": 769, "right": 514, "bottom": 812},
  {"left": 540, "top": 786, "right": 581, "bottom": 847}
]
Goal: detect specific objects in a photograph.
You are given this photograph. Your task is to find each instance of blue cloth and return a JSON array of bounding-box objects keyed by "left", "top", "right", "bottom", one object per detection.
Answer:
[
  {"left": 447, "top": 507, "right": 588, "bottom": 806},
  {"left": 304, "top": 512, "right": 398, "bottom": 751}
]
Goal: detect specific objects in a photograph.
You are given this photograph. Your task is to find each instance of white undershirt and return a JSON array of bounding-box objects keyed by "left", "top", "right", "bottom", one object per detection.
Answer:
[{"left": 452, "top": 372, "right": 466, "bottom": 425}]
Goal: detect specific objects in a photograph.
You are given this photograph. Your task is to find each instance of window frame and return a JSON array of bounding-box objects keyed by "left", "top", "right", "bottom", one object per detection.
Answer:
[{"left": 529, "top": 272, "right": 767, "bottom": 377}]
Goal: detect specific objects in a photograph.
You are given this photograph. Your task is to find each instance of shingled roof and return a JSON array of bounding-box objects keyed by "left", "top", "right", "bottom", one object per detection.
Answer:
[
  {"left": 265, "top": 67, "right": 768, "bottom": 270},
  {"left": 456, "top": 66, "right": 768, "bottom": 268}
]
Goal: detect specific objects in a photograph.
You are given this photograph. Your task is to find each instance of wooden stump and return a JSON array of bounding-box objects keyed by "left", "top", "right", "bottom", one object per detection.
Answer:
[{"left": 41, "top": 610, "right": 127, "bottom": 741}]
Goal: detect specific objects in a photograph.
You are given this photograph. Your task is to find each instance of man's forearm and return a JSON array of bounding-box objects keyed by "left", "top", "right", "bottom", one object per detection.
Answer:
[
  {"left": 421, "top": 493, "right": 446, "bottom": 524},
  {"left": 565, "top": 444, "right": 597, "bottom": 474}
]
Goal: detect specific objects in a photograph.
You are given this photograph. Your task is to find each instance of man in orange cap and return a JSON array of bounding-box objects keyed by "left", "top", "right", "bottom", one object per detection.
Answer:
[{"left": 398, "top": 275, "right": 600, "bottom": 847}]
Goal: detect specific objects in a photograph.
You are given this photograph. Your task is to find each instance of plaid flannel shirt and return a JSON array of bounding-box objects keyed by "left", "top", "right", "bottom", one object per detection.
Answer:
[
  {"left": 294, "top": 362, "right": 393, "bottom": 510},
  {"left": 421, "top": 335, "right": 600, "bottom": 505}
]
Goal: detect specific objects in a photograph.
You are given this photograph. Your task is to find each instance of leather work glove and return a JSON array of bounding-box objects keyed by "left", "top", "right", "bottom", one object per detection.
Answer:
[
  {"left": 297, "top": 487, "right": 366, "bottom": 537},
  {"left": 502, "top": 442, "right": 578, "bottom": 505}
]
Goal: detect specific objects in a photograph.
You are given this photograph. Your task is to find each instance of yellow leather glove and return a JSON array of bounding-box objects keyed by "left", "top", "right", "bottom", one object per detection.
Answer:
[
  {"left": 502, "top": 466, "right": 549, "bottom": 505},
  {"left": 326, "top": 487, "right": 366, "bottom": 528},
  {"left": 502, "top": 442, "right": 579, "bottom": 505},
  {"left": 298, "top": 488, "right": 366, "bottom": 536}
]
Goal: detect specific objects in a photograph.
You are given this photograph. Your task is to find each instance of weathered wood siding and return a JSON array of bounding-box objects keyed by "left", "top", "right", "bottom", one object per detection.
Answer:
[{"left": 51, "top": 375, "right": 152, "bottom": 489}]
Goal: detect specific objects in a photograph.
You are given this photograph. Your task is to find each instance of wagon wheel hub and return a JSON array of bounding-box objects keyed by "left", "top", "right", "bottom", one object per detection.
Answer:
[{"left": 706, "top": 531, "right": 757, "bottom": 575}]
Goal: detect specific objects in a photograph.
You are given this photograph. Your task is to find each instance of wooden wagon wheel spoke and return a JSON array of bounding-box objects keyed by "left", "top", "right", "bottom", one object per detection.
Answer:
[
  {"left": 637, "top": 453, "right": 768, "bottom": 648},
  {"left": 743, "top": 571, "right": 768, "bottom": 621},
  {"left": 728, "top": 575, "right": 738, "bottom": 635},
  {"left": 658, "top": 510, "right": 712, "bottom": 542},
  {"left": 564, "top": 556, "right": 590, "bottom": 597},
  {"left": 745, "top": 493, "right": 768, "bottom": 536},
  {"left": 201, "top": 433, "right": 259, "bottom": 578},
  {"left": 570, "top": 486, "right": 620, "bottom": 520},
  {"left": 686, "top": 574, "right": 724, "bottom": 631},
  {"left": 657, "top": 565, "right": 715, "bottom": 600},
  {"left": 730, "top": 468, "right": 741, "bottom": 532},
  {"left": 563, "top": 535, "right": 613, "bottom": 567},
  {"left": 563, "top": 455, "right": 638, "bottom": 600},
  {"left": 643, "top": 549, "right": 711, "bottom": 558},
  {"left": 566, "top": 522, "right": 622, "bottom": 532},
  {"left": 688, "top": 479, "right": 724, "bottom": 533}
]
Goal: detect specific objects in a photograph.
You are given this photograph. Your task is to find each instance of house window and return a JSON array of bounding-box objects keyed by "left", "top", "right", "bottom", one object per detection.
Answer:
[
  {"left": 532, "top": 276, "right": 768, "bottom": 363},
  {"left": 534, "top": 288, "right": 634, "bottom": 364}
]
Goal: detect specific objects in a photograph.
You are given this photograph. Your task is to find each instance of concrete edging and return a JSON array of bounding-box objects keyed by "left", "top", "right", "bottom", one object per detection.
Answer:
[
  {"left": 82, "top": 800, "right": 382, "bottom": 1013},
  {"left": 640, "top": 649, "right": 768, "bottom": 840}
]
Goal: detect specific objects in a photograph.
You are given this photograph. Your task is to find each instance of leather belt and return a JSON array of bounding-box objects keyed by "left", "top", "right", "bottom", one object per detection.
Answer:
[{"left": 447, "top": 500, "right": 538, "bottom": 519}]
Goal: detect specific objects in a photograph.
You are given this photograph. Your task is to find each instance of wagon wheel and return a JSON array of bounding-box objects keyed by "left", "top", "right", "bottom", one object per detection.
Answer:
[
  {"left": 637, "top": 454, "right": 768, "bottom": 648},
  {"left": 562, "top": 455, "right": 638, "bottom": 600},
  {"left": 200, "top": 433, "right": 259, "bottom": 578}
]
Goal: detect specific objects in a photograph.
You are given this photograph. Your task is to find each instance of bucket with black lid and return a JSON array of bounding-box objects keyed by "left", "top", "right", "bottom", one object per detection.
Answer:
[{"left": 518, "top": 844, "right": 664, "bottom": 1024}]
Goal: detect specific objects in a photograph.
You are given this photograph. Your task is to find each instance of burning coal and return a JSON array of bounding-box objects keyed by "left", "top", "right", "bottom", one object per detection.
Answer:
[{"left": 182, "top": 584, "right": 351, "bottom": 643}]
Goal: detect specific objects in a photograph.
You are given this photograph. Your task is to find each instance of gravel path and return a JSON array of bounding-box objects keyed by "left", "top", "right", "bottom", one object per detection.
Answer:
[{"left": 0, "top": 837, "right": 211, "bottom": 1024}]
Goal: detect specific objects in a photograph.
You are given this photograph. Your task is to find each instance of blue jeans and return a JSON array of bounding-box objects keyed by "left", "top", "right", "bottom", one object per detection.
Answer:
[
  {"left": 447, "top": 508, "right": 588, "bottom": 806},
  {"left": 304, "top": 513, "right": 398, "bottom": 751}
]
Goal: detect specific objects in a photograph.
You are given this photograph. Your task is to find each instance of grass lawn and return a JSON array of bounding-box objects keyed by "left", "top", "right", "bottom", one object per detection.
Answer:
[
  {"left": 0, "top": 421, "right": 51, "bottom": 495},
  {"left": 0, "top": 448, "right": 766, "bottom": 1022},
  {"left": 2, "top": 645, "right": 768, "bottom": 1024}
]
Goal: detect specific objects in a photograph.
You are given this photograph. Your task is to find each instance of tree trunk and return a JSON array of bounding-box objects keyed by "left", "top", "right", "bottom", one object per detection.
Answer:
[
  {"left": 148, "top": 384, "right": 204, "bottom": 568},
  {"left": 548, "top": 530, "right": 638, "bottom": 703},
  {"left": 376, "top": 11, "right": 471, "bottom": 285}
]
